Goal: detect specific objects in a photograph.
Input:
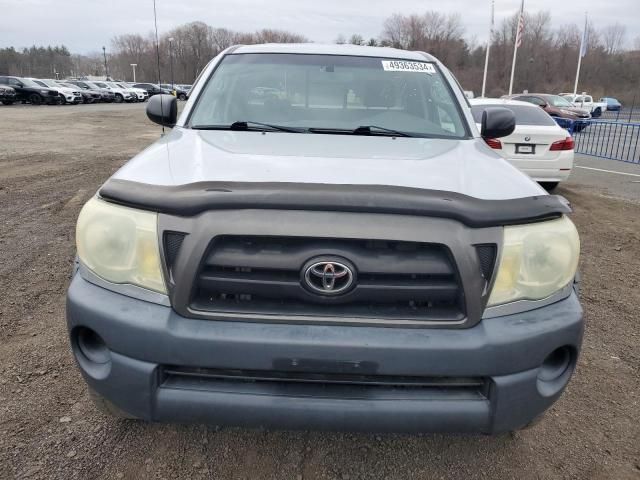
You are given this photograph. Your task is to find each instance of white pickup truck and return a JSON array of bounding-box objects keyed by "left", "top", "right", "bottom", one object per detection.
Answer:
[{"left": 559, "top": 93, "right": 607, "bottom": 118}]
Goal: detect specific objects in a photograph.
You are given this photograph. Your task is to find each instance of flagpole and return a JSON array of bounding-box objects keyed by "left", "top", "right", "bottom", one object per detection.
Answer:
[
  {"left": 481, "top": 0, "right": 495, "bottom": 98},
  {"left": 508, "top": 0, "right": 524, "bottom": 95},
  {"left": 573, "top": 12, "right": 587, "bottom": 95}
]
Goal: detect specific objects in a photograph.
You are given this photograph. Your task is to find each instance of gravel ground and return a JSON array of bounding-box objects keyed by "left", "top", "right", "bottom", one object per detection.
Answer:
[{"left": 0, "top": 103, "right": 639, "bottom": 480}]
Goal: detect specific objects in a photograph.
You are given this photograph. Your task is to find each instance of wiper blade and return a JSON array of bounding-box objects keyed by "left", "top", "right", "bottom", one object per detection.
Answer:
[
  {"left": 229, "top": 121, "right": 304, "bottom": 133},
  {"left": 352, "top": 125, "right": 413, "bottom": 137},
  {"left": 192, "top": 121, "right": 304, "bottom": 133}
]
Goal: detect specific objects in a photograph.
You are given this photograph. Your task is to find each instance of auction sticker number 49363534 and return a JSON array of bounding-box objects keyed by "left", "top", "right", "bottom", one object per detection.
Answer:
[{"left": 381, "top": 60, "right": 436, "bottom": 74}]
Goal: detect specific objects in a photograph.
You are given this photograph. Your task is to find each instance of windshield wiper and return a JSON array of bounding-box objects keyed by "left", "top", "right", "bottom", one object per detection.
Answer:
[
  {"left": 308, "top": 126, "right": 414, "bottom": 137},
  {"left": 229, "top": 121, "right": 303, "bottom": 133},
  {"left": 352, "top": 125, "right": 413, "bottom": 137},
  {"left": 192, "top": 121, "right": 304, "bottom": 133}
]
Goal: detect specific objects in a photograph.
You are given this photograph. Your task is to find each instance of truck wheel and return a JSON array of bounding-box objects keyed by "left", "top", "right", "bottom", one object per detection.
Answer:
[
  {"left": 593, "top": 107, "right": 601, "bottom": 117},
  {"left": 114, "top": 94, "right": 123, "bottom": 103},
  {"left": 28, "top": 93, "right": 43, "bottom": 105},
  {"left": 539, "top": 182, "right": 559, "bottom": 191},
  {"left": 88, "top": 387, "right": 137, "bottom": 420}
]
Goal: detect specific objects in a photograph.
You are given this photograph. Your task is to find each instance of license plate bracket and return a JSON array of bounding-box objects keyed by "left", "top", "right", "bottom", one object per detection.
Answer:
[{"left": 516, "top": 144, "right": 535, "bottom": 154}]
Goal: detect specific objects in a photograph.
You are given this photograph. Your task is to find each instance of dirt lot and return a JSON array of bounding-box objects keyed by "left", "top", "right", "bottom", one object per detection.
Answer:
[{"left": 0, "top": 103, "right": 639, "bottom": 480}]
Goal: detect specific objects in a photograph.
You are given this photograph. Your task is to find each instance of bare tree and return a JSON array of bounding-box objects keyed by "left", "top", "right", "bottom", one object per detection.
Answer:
[
  {"left": 349, "top": 34, "right": 364, "bottom": 46},
  {"left": 602, "top": 23, "right": 626, "bottom": 55}
]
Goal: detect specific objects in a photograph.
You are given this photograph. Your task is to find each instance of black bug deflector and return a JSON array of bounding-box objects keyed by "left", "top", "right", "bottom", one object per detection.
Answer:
[{"left": 99, "top": 179, "right": 571, "bottom": 228}]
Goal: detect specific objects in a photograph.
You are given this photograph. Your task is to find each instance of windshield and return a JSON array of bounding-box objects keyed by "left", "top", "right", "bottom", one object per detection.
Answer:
[
  {"left": 189, "top": 53, "right": 468, "bottom": 138},
  {"left": 471, "top": 104, "right": 556, "bottom": 127},
  {"left": 548, "top": 96, "right": 573, "bottom": 108},
  {"left": 33, "top": 80, "right": 50, "bottom": 88},
  {"left": 20, "top": 78, "right": 42, "bottom": 88}
]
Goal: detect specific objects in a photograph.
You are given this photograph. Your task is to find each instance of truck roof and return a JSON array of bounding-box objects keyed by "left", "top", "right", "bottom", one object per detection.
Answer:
[{"left": 232, "top": 43, "right": 437, "bottom": 62}]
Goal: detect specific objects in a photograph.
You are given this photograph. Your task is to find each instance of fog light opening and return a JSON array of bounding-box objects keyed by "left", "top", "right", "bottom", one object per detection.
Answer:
[
  {"left": 73, "top": 327, "right": 112, "bottom": 380},
  {"left": 537, "top": 346, "right": 575, "bottom": 397}
]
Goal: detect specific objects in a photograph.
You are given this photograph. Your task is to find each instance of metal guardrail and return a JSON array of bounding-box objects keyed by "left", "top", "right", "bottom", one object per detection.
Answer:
[
  {"left": 572, "top": 120, "right": 640, "bottom": 164},
  {"left": 600, "top": 108, "right": 640, "bottom": 123}
]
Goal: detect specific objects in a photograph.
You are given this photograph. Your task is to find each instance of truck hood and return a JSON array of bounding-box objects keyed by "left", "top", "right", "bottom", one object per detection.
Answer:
[{"left": 111, "top": 128, "right": 546, "bottom": 201}]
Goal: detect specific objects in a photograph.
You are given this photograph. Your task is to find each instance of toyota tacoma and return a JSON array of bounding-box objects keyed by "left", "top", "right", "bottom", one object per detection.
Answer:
[{"left": 67, "top": 44, "right": 582, "bottom": 434}]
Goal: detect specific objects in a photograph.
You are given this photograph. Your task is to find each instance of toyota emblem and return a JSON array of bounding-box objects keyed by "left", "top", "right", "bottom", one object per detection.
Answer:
[{"left": 302, "top": 259, "right": 355, "bottom": 296}]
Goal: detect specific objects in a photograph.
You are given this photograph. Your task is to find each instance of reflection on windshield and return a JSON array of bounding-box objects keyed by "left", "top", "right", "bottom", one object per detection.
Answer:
[{"left": 190, "top": 54, "right": 467, "bottom": 139}]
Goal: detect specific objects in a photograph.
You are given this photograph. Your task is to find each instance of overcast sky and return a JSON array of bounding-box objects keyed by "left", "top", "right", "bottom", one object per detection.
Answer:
[{"left": 1, "top": 0, "right": 638, "bottom": 53}]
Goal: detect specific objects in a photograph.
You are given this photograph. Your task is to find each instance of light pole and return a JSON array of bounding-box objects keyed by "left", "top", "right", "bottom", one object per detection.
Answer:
[
  {"left": 130, "top": 63, "right": 137, "bottom": 82},
  {"left": 102, "top": 46, "right": 109, "bottom": 79},
  {"left": 168, "top": 37, "right": 175, "bottom": 92}
]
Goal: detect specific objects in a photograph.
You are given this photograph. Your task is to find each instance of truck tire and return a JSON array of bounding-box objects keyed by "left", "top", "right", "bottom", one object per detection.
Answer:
[
  {"left": 114, "top": 93, "right": 123, "bottom": 103},
  {"left": 593, "top": 107, "right": 601, "bottom": 118},
  {"left": 88, "top": 387, "right": 138, "bottom": 420}
]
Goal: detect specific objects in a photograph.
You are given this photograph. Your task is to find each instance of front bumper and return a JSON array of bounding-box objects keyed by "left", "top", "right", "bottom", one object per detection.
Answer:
[{"left": 66, "top": 274, "right": 583, "bottom": 434}]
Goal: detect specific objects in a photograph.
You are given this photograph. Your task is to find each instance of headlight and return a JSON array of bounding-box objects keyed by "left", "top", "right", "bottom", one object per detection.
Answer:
[
  {"left": 40, "top": 90, "right": 48, "bottom": 94},
  {"left": 76, "top": 197, "right": 166, "bottom": 293},
  {"left": 488, "top": 216, "right": 579, "bottom": 306}
]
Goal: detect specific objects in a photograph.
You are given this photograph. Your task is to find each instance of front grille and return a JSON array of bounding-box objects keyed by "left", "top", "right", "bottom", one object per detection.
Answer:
[
  {"left": 190, "top": 236, "right": 465, "bottom": 323},
  {"left": 161, "top": 366, "right": 489, "bottom": 400}
]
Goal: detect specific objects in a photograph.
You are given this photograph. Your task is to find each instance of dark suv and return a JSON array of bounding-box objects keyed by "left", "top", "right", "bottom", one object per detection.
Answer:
[
  {"left": 507, "top": 94, "right": 591, "bottom": 131},
  {"left": 0, "top": 76, "right": 59, "bottom": 105}
]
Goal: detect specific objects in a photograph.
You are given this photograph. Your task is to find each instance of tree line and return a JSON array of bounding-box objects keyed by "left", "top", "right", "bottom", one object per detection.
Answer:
[{"left": 1, "top": 12, "right": 638, "bottom": 104}]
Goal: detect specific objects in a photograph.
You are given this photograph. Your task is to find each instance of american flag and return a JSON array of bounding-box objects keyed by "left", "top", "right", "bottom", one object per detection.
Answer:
[{"left": 515, "top": 12, "right": 525, "bottom": 48}]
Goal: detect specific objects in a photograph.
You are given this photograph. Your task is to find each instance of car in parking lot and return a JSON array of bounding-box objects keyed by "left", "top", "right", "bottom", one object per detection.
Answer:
[
  {"left": 68, "top": 80, "right": 116, "bottom": 103},
  {"left": 30, "top": 78, "right": 82, "bottom": 105},
  {"left": 114, "top": 82, "right": 148, "bottom": 102},
  {"left": 68, "top": 43, "right": 583, "bottom": 435},
  {"left": 470, "top": 98, "right": 574, "bottom": 191},
  {"left": 559, "top": 93, "right": 606, "bottom": 117},
  {"left": 0, "top": 76, "right": 59, "bottom": 105},
  {"left": 131, "top": 82, "right": 169, "bottom": 97},
  {"left": 56, "top": 80, "right": 101, "bottom": 104},
  {"left": 0, "top": 85, "right": 17, "bottom": 105},
  {"left": 507, "top": 93, "right": 591, "bottom": 132},
  {"left": 92, "top": 81, "right": 135, "bottom": 103},
  {"left": 160, "top": 83, "right": 189, "bottom": 100},
  {"left": 600, "top": 97, "right": 622, "bottom": 111}
]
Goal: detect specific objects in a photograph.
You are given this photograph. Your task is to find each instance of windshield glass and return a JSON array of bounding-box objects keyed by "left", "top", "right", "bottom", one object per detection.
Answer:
[
  {"left": 189, "top": 53, "right": 467, "bottom": 138},
  {"left": 20, "top": 78, "right": 42, "bottom": 87},
  {"left": 548, "top": 95, "right": 573, "bottom": 107},
  {"left": 471, "top": 104, "right": 556, "bottom": 126}
]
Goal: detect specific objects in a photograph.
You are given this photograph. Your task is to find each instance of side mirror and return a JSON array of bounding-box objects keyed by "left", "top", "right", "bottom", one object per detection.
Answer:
[
  {"left": 481, "top": 107, "right": 516, "bottom": 139},
  {"left": 146, "top": 94, "right": 177, "bottom": 127}
]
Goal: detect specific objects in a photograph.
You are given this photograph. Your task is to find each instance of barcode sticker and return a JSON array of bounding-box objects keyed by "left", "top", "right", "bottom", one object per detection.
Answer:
[{"left": 381, "top": 60, "right": 436, "bottom": 74}]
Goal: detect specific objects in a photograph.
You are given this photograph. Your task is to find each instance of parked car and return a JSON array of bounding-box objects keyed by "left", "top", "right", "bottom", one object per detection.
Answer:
[
  {"left": 0, "top": 84, "right": 17, "bottom": 105},
  {"left": 131, "top": 82, "right": 169, "bottom": 97},
  {"left": 29, "top": 78, "right": 82, "bottom": 105},
  {"left": 92, "top": 81, "right": 135, "bottom": 103},
  {"left": 160, "top": 83, "right": 189, "bottom": 100},
  {"left": 470, "top": 98, "right": 574, "bottom": 190},
  {"left": 0, "top": 76, "right": 59, "bottom": 105},
  {"left": 559, "top": 93, "right": 607, "bottom": 117},
  {"left": 67, "top": 80, "right": 116, "bottom": 103},
  {"left": 508, "top": 93, "right": 591, "bottom": 132},
  {"left": 600, "top": 97, "right": 622, "bottom": 112},
  {"left": 68, "top": 44, "right": 582, "bottom": 435},
  {"left": 114, "top": 82, "right": 148, "bottom": 102},
  {"left": 56, "top": 81, "right": 101, "bottom": 103}
]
